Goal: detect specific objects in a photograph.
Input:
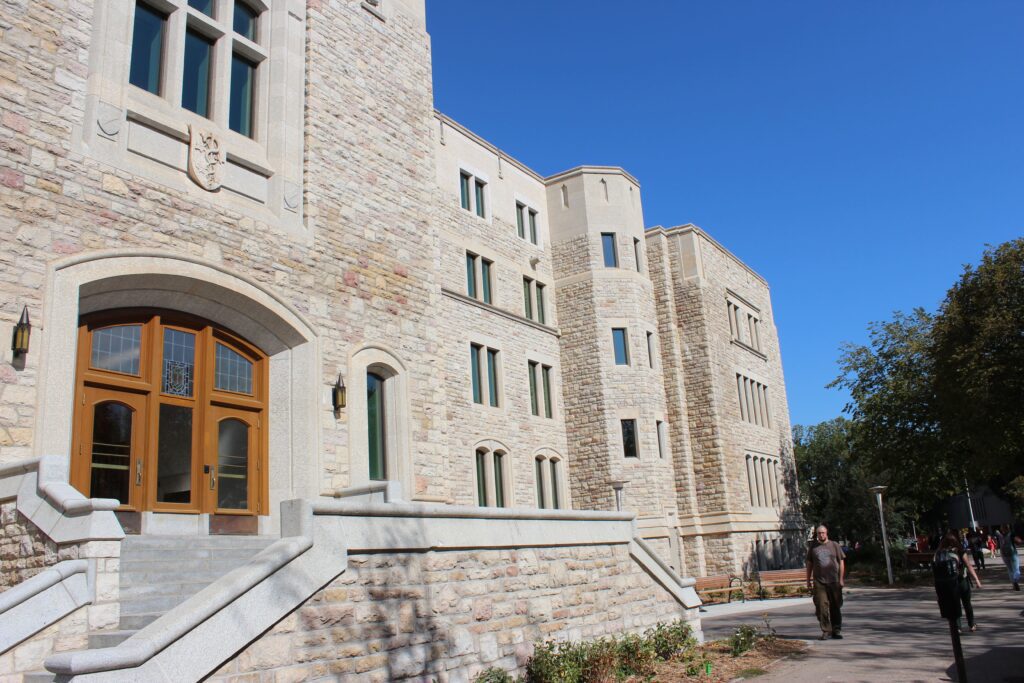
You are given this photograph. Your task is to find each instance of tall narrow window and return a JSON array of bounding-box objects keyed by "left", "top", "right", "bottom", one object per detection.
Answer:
[
  {"left": 470, "top": 343, "right": 482, "bottom": 404},
  {"left": 188, "top": 0, "right": 214, "bottom": 15},
  {"left": 536, "top": 284, "right": 546, "bottom": 325},
  {"left": 486, "top": 348, "right": 499, "bottom": 407},
  {"left": 612, "top": 328, "right": 629, "bottom": 366},
  {"left": 493, "top": 452, "right": 506, "bottom": 507},
  {"left": 633, "top": 238, "right": 643, "bottom": 273},
  {"left": 528, "top": 209, "right": 538, "bottom": 244},
  {"left": 541, "top": 365, "right": 553, "bottom": 418},
  {"left": 535, "top": 458, "right": 546, "bottom": 508},
  {"left": 528, "top": 360, "right": 539, "bottom": 416},
  {"left": 481, "top": 258, "right": 492, "bottom": 304},
  {"left": 560, "top": 184, "right": 568, "bottom": 207},
  {"left": 182, "top": 29, "right": 213, "bottom": 117},
  {"left": 474, "top": 179, "right": 486, "bottom": 218},
  {"left": 460, "top": 172, "right": 471, "bottom": 210},
  {"left": 466, "top": 253, "right": 477, "bottom": 298},
  {"left": 229, "top": 53, "right": 256, "bottom": 137},
  {"left": 523, "top": 277, "right": 533, "bottom": 319},
  {"left": 476, "top": 448, "right": 487, "bottom": 506},
  {"left": 601, "top": 233, "right": 618, "bottom": 268},
  {"left": 233, "top": 0, "right": 257, "bottom": 40},
  {"left": 129, "top": 3, "right": 166, "bottom": 95},
  {"left": 549, "top": 459, "right": 561, "bottom": 509},
  {"left": 621, "top": 419, "right": 639, "bottom": 459},
  {"left": 656, "top": 420, "right": 667, "bottom": 459},
  {"left": 516, "top": 202, "right": 525, "bottom": 239},
  {"left": 646, "top": 332, "right": 655, "bottom": 368},
  {"left": 367, "top": 373, "right": 386, "bottom": 481}
]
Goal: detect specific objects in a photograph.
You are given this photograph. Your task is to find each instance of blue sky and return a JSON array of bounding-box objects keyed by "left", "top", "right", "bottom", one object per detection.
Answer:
[{"left": 426, "top": 2, "right": 1024, "bottom": 427}]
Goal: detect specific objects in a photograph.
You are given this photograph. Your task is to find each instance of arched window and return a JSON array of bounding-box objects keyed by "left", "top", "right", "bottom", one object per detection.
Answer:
[
  {"left": 534, "top": 451, "right": 566, "bottom": 510},
  {"left": 367, "top": 372, "right": 386, "bottom": 481},
  {"left": 474, "top": 445, "right": 509, "bottom": 508},
  {"left": 72, "top": 310, "right": 267, "bottom": 516}
]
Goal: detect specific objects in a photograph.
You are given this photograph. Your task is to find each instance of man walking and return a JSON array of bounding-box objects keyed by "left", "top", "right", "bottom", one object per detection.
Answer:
[
  {"left": 995, "top": 524, "right": 1021, "bottom": 591},
  {"left": 806, "top": 524, "right": 846, "bottom": 640}
]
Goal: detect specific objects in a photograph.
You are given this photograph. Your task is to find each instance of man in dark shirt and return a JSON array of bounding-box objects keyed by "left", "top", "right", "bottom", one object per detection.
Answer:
[{"left": 806, "top": 524, "right": 846, "bottom": 639}]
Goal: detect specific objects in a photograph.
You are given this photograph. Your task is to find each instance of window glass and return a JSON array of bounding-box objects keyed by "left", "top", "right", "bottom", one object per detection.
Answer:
[
  {"left": 621, "top": 419, "right": 638, "bottom": 458},
  {"left": 493, "top": 453, "right": 505, "bottom": 507},
  {"left": 486, "top": 348, "right": 499, "bottom": 407},
  {"left": 542, "top": 365, "right": 552, "bottom": 418},
  {"left": 634, "top": 238, "right": 643, "bottom": 273},
  {"left": 233, "top": 1, "right": 257, "bottom": 40},
  {"left": 612, "top": 328, "right": 629, "bottom": 365},
  {"left": 529, "top": 210, "right": 538, "bottom": 245},
  {"left": 470, "top": 344, "right": 482, "bottom": 404},
  {"left": 535, "top": 458, "right": 545, "bottom": 508},
  {"left": 516, "top": 203, "right": 525, "bottom": 239},
  {"left": 601, "top": 233, "right": 618, "bottom": 267},
  {"left": 229, "top": 53, "right": 256, "bottom": 137},
  {"left": 465, "top": 253, "right": 477, "bottom": 298},
  {"left": 656, "top": 420, "right": 666, "bottom": 459},
  {"left": 129, "top": 3, "right": 165, "bottom": 95},
  {"left": 162, "top": 328, "right": 196, "bottom": 397},
  {"left": 476, "top": 449, "right": 487, "bottom": 505},
  {"left": 550, "top": 459, "right": 560, "bottom": 509},
  {"left": 481, "top": 259, "right": 492, "bottom": 304},
  {"left": 215, "top": 343, "right": 254, "bottom": 394},
  {"left": 217, "top": 418, "right": 249, "bottom": 509},
  {"left": 460, "top": 173, "right": 471, "bottom": 210},
  {"left": 182, "top": 29, "right": 213, "bottom": 117},
  {"left": 188, "top": 0, "right": 214, "bottom": 16},
  {"left": 367, "top": 373, "right": 386, "bottom": 480},
  {"left": 522, "top": 278, "right": 533, "bottom": 319},
  {"left": 474, "top": 180, "right": 486, "bottom": 218},
  {"left": 91, "top": 325, "right": 143, "bottom": 375},
  {"left": 157, "top": 404, "right": 193, "bottom": 503},
  {"left": 646, "top": 332, "right": 655, "bottom": 368},
  {"left": 536, "top": 284, "right": 545, "bottom": 325},
  {"left": 528, "top": 361, "right": 538, "bottom": 416},
  {"left": 89, "top": 402, "right": 133, "bottom": 503}
]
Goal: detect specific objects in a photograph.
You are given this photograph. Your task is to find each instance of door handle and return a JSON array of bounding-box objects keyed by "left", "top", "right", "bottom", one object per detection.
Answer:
[
  {"left": 135, "top": 460, "right": 142, "bottom": 486},
  {"left": 210, "top": 472, "right": 216, "bottom": 490}
]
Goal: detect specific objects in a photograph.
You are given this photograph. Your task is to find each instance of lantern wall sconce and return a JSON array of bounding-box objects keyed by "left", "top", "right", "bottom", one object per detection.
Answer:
[
  {"left": 332, "top": 375, "right": 346, "bottom": 412},
  {"left": 11, "top": 306, "right": 30, "bottom": 358}
]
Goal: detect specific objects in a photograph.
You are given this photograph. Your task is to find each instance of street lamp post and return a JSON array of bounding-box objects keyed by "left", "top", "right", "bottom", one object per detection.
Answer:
[
  {"left": 869, "top": 485, "right": 894, "bottom": 585},
  {"left": 964, "top": 479, "right": 977, "bottom": 531}
]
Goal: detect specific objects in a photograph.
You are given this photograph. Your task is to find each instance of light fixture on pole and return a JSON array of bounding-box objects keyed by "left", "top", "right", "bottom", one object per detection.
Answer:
[
  {"left": 610, "top": 479, "right": 629, "bottom": 512},
  {"left": 964, "top": 478, "right": 977, "bottom": 531},
  {"left": 869, "top": 485, "right": 894, "bottom": 585}
]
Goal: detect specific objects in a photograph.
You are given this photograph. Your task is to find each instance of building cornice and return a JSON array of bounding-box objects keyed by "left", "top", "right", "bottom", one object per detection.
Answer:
[
  {"left": 433, "top": 111, "right": 546, "bottom": 184},
  {"left": 646, "top": 224, "right": 769, "bottom": 287},
  {"left": 544, "top": 165, "right": 640, "bottom": 188},
  {"left": 441, "top": 287, "right": 561, "bottom": 337}
]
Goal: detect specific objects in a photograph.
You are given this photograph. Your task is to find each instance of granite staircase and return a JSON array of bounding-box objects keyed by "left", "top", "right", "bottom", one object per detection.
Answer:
[{"left": 92, "top": 535, "right": 275, "bottom": 649}]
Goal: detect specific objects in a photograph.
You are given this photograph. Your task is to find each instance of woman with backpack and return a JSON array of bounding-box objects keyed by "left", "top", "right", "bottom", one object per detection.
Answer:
[
  {"left": 995, "top": 524, "right": 1021, "bottom": 591},
  {"left": 935, "top": 532, "right": 983, "bottom": 633}
]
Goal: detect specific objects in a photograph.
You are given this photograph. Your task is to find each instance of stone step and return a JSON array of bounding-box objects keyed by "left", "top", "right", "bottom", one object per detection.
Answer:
[
  {"left": 22, "top": 672, "right": 54, "bottom": 683},
  {"left": 120, "top": 535, "right": 275, "bottom": 550},
  {"left": 120, "top": 569, "right": 238, "bottom": 586},
  {"left": 118, "top": 594, "right": 198, "bottom": 616},
  {"left": 119, "top": 547, "right": 269, "bottom": 562},
  {"left": 119, "top": 580, "right": 224, "bottom": 599},
  {"left": 119, "top": 612, "right": 162, "bottom": 631},
  {"left": 119, "top": 557, "right": 263, "bottom": 574},
  {"left": 88, "top": 629, "right": 137, "bottom": 649}
]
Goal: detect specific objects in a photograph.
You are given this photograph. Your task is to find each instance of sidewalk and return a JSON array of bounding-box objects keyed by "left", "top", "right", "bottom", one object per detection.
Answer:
[{"left": 699, "top": 569, "right": 1024, "bottom": 682}]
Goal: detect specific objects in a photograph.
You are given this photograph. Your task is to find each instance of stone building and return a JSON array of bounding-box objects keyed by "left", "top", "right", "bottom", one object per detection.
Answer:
[{"left": 0, "top": 0, "right": 801, "bottom": 679}]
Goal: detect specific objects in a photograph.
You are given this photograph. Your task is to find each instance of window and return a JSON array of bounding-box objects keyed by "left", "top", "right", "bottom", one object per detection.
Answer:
[
  {"left": 367, "top": 373, "right": 386, "bottom": 481},
  {"left": 515, "top": 202, "right": 540, "bottom": 245},
  {"left": 458, "top": 171, "right": 487, "bottom": 218},
  {"left": 746, "top": 454, "right": 782, "bottom": 509},
  {"left": 601, "top": 233, "right": 618, "bottom": 268},
  {"left": 471, "top": 343, "right": 501, "bottom": 407},
  {"left": 621, "top": 419, "right": 639, "bottom": 459},
  {"left": 736, "top": 373, "right": 771, "bottom": 427},
  {"left": 634, "top": 238, "right": 643, "bottom": 273},
  {"left": 534, "top": 453, "right": 564, "bottom": 509},
  {"left": 516, "top": 202, "right": 526, "bottom": 239},
  {"left": 475, "top": 447, "right": 508, "bottom": 507},
  {"left": 727, "top": 295, "right": 763, "bottom": 354},
  {"left": 127, "top": 0, "right": 266, "bottom": 139},
  {"left": 527, "top": 361, "right": 554, "bottom": 418},
  {"left": 612, "top": 328, "right": 629, "bottom": 366},
  {"left": 522, "top": 277, "right": 547, "bottom": 324},
  {"left": 656, "top": 420, "right": 667, "bottom": 459},
  {"left": 460, "top": 172, "right": 472, "bottom": 211},
  {"left": 646, "top": 331, "right": 655, "bottom": 368},
  {"left": 529, "top": 209, "right": 538, "bottom": 244},
  {"left": 475, "top": 178, "right": 487, "bottom": 218},
  {"left": 465, "top": 252, "right": 493, "bottom": 304}
]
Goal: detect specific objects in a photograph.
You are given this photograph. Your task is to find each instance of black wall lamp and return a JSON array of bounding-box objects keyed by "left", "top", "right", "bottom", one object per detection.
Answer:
[
  {"left": 11, "top": 306, "right": 30, "bottom": 358},
  {"left": 332, "top": 375, "right": 346, "bottom": 412}
]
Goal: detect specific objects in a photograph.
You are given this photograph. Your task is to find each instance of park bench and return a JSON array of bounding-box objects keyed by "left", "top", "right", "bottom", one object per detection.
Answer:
[
  {"left": 756, "top": 568, "right": 811, "bottom": 598},
  {"left": 695, "top": 574, "right": 746, "bottom": 603},
  {"left": 906, "top": 551, "right": 933, "bottom": 568}
]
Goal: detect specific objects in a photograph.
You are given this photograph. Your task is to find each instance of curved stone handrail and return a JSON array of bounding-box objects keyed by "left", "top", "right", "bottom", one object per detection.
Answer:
[
  {"left": 39, "top": 481, "right": 120, "bottom": 516},
  {"left": 0, "top": 559, "right": 89, "bottom": 614},
  {"left": 45, "top": 534, "right": 313, "bottom": 676},
  {"left": 632, "top": 535, "right": 697, "bottom": 590}
]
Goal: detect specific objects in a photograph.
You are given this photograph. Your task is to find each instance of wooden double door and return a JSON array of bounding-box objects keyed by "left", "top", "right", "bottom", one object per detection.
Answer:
[{"left": 71, "top": 310, "right": 267, "bottom": 516}]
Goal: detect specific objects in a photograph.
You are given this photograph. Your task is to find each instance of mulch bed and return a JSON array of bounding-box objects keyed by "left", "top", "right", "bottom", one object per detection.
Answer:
[{"left": 649, "top": 638, "right": 808, "bottom": 682}]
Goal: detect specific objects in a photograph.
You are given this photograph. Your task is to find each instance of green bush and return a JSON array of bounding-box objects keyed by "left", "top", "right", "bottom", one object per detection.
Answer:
[
  {"left": 474, "top": 668, "right": 518, "bottom": 683},
  {"left": 644, "top": 620, "right": 695, "bottom": 660},
  {"left": 728, "top": 624, "right": 759, "bottom": 656}
]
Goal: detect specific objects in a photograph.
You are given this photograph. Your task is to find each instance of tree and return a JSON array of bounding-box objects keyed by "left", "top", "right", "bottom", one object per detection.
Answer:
[
  {"left": 830, "top": 309, "right": 958, "bottom": 511},
  {"left": 793, "top": 418, "right": 879, "bottom": 543},
  {"left": 931, "top": 238, "right": 1024, "bottom": 484}
]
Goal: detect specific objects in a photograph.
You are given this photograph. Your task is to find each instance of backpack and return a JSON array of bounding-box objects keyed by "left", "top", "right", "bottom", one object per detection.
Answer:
[
  {"left": 932, "top": 549, "right": 958, "bottom": 581},
  {"left": 932, "top": 549, "right": 961, "bottom": 620}
]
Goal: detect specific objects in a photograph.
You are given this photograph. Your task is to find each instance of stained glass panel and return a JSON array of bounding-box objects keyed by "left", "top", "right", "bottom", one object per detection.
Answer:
[{"left": 162, "top": 328, "right": 195, "bottom": 396}]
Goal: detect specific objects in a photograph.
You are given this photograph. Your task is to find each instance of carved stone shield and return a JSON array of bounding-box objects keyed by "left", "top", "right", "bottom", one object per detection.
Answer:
[{"left": 187, "top": 124, "right": 225, "bottom": 191}]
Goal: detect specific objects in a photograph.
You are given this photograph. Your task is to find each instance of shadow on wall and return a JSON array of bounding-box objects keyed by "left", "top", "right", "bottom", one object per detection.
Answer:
[{"left": 740, "top": 433, "right": 807, "bottom": 577}]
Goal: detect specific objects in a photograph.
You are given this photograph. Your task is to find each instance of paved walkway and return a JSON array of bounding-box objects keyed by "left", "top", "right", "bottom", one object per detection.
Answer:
[{"left": 699, "top": 567, "right": 1024, "bottom": 682}]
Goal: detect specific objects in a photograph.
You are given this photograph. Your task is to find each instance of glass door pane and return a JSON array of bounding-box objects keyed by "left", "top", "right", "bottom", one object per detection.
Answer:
[
  {"left": 156, "top": 404, "right": 193, "bottom": 504},
  {"left": 216, "top": 417, "right": 250, "bottom": 510},
  {"left": 89, "top": 401, "right": 134, "bottom": 504}
]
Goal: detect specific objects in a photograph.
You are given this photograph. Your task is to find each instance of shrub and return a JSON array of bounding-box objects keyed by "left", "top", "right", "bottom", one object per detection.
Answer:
[
  {"left": 644, "top": 620, "right": 695, "bottom": 660},
  {"left": 613, "top": 633, "right": 657, "bottom": 679},
  {"left": 728, "top": 624, "right": 760, "bottom": 656},
  {"left": 474, "top": 668, "right": 518, "bottom": 683}
]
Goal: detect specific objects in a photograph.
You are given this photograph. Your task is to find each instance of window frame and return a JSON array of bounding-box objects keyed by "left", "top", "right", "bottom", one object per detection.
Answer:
[
  {"left": 601, "top": 232, "right": 619, "bottom": 268},
  {"left": 612, "top": 327, "right": 630, "bottom": 366},
  {"left": 620, "top": 419, "right": 639, "bottom": 459}
]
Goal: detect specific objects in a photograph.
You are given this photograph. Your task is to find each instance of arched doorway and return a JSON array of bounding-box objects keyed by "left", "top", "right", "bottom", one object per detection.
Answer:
[{"left": 71, "top": 309, "right": 268, "bottom": 517}]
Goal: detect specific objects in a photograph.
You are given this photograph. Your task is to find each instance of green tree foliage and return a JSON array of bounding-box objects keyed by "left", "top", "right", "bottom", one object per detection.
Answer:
[
  {"left": 793, "top": 418, "right": 880, "bottom": 542},
  {"left": 931, "top": 239, "right": 1024, "bottom": 482}
]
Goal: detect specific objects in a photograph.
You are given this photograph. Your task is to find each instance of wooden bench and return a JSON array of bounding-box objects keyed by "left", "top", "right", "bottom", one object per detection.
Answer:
[
  {"left": 695, "top": 574, "right": 746, "bottom": 603},
  {"left": 756, "top": 569, "right": 810, "bottom": 598},
  {"left": 906, "top": 551, "right": 933, "bottom": 568}
]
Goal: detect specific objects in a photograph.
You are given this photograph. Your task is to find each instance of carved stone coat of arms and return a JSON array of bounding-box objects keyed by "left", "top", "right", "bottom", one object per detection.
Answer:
[{"left": 187, "top": 125, "right": 225, "bottom": 191}]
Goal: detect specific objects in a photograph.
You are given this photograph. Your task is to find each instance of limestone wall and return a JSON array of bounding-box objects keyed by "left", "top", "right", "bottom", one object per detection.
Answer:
[
  {"left": 0, "top": 500, "right": 75, "bottom": 590},
  {"left": 211, "top": 543, "right": 690, "bottom": 683}
]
